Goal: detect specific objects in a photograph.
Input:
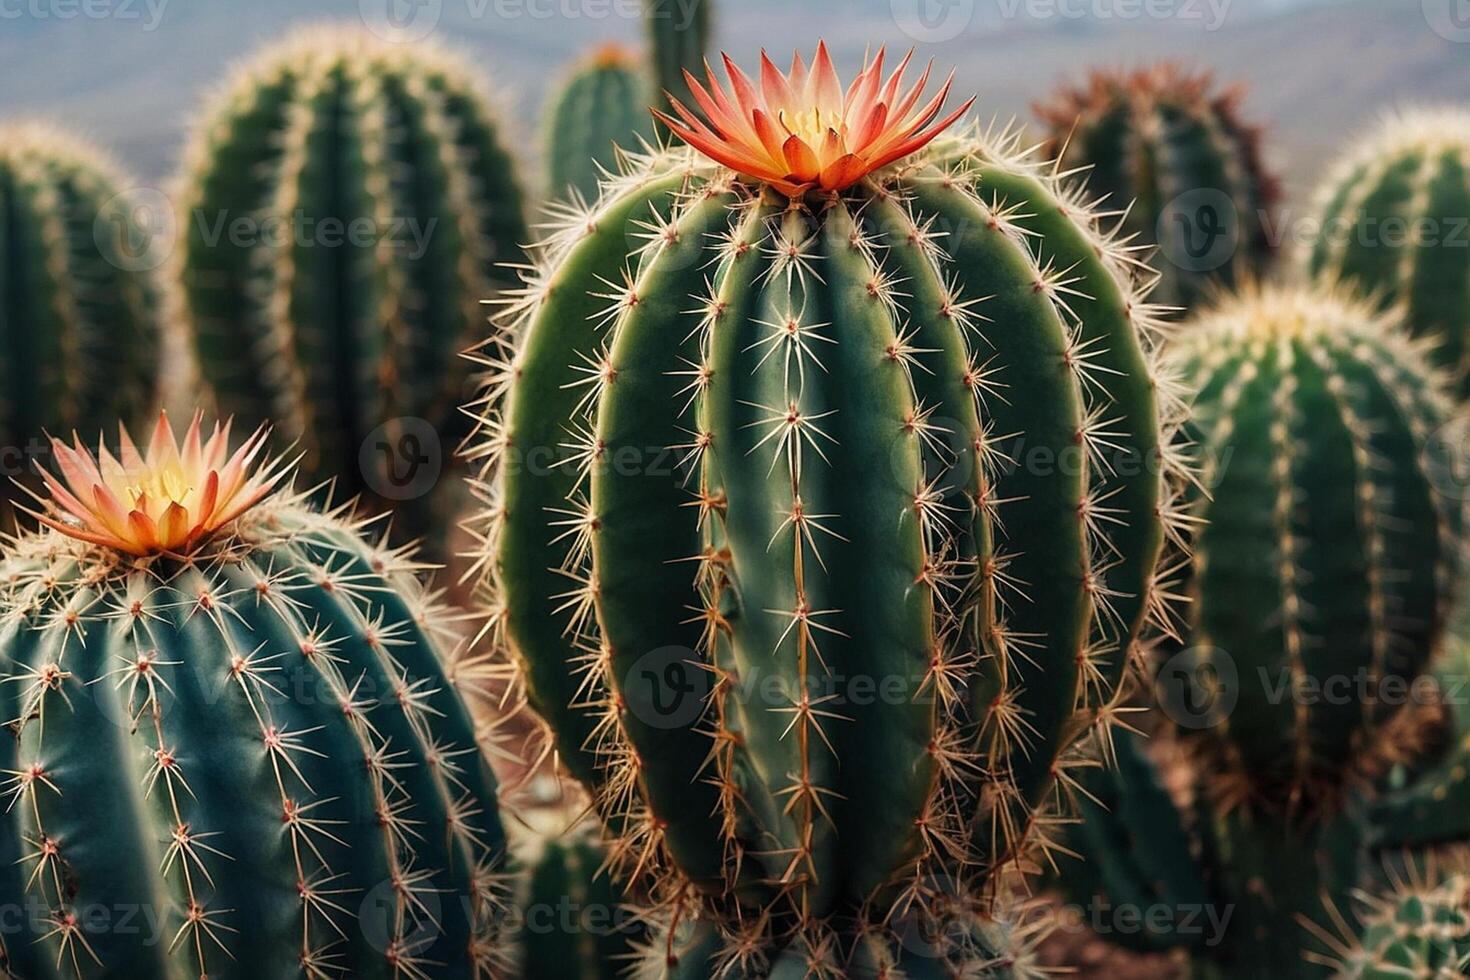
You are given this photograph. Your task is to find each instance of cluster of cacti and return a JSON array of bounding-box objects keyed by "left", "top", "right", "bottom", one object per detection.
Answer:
[
  {"left": 513, "top": 802, "right": 644, "bottom": 980},
  {"left": 0, "top": 414, "right": 510, "bottom": 978},
  {"left": 172, "top": 24, "right": 529, "bottom": 552},
  {"left": 543, "top": 44, "right": 656, "bottom": 203},
  {"left": 1305, "top": 109, "right": 1470, "bottom": 394},
  {"left": 467, "top": 45, "right": 1185, "bottom": 973},
  {"left": 1035, "top": 64, "right": 1280, "bottom": 312},
  {"left": 0, "top": 123, "right": 162, "bottom": 521}
]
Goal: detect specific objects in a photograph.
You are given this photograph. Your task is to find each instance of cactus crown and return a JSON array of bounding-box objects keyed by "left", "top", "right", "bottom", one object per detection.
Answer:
[{"left": 1171, "top": 284, "right": 1463, "bottom": 816}]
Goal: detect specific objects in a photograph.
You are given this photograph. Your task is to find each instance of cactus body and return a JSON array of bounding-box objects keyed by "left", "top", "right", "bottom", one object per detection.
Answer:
[
  {"left": 1036, "top": 65, "right": 1279, "bottom": 312},
  {"left": 643, "top": 0, "right": 710, "bottom": 117},
  {"left": 0, "top": 124, "right": 161, "bottom": 516},
  {"left": 1173, "top": 286, "right": 1462, "bottom": 812},
  {"left": 544, "top": 45, "right": 654, "bottom": 203},
  {"left": 467, "top": 111, "right": 1180, "bottom": 965},
  {"left": 1331, "top": 875, "right": 1470, "bottom": 979},
  {"left": 173, "top": 25, "right": 529, "bottom": 548},
  {"left": 0, "top": 425, "right": 509, "bottom": 978},
  {"left": 1306, "top": 110, "right": 1470, "bottom": 393}
]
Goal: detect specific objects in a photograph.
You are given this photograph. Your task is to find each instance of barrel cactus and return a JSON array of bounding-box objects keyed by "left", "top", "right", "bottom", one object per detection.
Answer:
[
  {"left": 172, "top": 24, "right": 529, "bottom": 551},
  {"left": 1317, "top": 873, "right": 1470, "bottom": 979},
  {"left": 643, "top": 0, "right": 711, "bottom": 120},
  {"left": 1305, "top": 109, "right": 1470, "bottom": 394},
  {"left": 0, "top": 123, "right": 162, "bottom": 521},
  {"left": 1035, "top": 64, "right": 1279, "bottom": 313},
  {"left": 466, "top": 44, "right": 1184, "bottom": 971},
  {"left": 0, "top": 413, "right": 510, "bottom": 978},
  {"left": 544, "top": 44, "right": 654, "bottom": 203}
]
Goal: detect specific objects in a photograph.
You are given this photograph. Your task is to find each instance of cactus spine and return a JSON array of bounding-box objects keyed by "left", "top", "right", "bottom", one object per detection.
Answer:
[
  {"left": 1305, "top": 109, "right": 1470, "bottom": 394},
  {"left": 544, "top": 44, "right": 654, "bottom": 203},
  {"left": 1319, "top": 872, "right": 1470, "bottom": 979},
  {"left": 0, "top": 123, "right": 161, "bottom": 517},
  {"left": 173, "top": 24, "right": 529, "bottom": 549},
  {"left": 0, "top": 416, "right": 510, "bottom": 978},
  {"left": 467, "top": 43, "right": 1184, "bottom": 970},
  {"left": 1035, "top": 65, "right": 1279, "bottom": 312},
  {"left": 643, "top": 0, "right": 710, "bottom": 116}
]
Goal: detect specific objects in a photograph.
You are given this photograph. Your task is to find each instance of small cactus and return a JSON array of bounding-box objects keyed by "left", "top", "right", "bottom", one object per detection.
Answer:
[
  {"left": 1316, "top": 872, "right": 1470, "bottom": 979},
  {"left": 467, "top": 44, "right": 1183, "bottom": 969},
  {"left": 1035, "top": 64, "right": 1280, "bottom": 312},
  {"left": 544, "top": 44, "right": 655, "bottom": 203},
  {"left": 1305, "top": 109, "right": 1470, "bottom": 393},
  {"left": 643, "top": 0, "right": 711, "bottom": 118},
  {"left": 0, "top": 123, "right": 162, "bottom": 519},
  {"left": 172, "top": 23, "right": 529, "bottom": 552},
  {"left": 0, "top": 413, "right": 510, "bottom": 978}
]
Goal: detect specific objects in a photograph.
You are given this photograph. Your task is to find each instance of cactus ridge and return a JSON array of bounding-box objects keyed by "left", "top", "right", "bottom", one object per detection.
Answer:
[
  {"left": 544, "top": 45, "right": 655, "bottom": 205},
  {"left": 0, "top": 123, "right": 161, "bottom": 515},
  {"left": 465, "top": 117, "right": 1188, "bottom": 968},
  {"left": 1307, "top": 108, "right": 1470, "bottom": 393},
  {"left": 1307, "top": 869, "right": 1470, "bottom": 979},
  {"left": 1035, "top": 63, "right": 1280, "bottom": 312},
  {"left": 172, "top": 23, "right": 529, "bottom": 543},
  {"left": 0, "top": 488, "right": 510, "bottom": 979}
]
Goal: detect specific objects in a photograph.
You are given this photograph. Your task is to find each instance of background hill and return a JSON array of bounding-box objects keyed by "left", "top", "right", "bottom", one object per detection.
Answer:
[{"left": 1, "top": 0, "right": 1463, "bottom": 205}]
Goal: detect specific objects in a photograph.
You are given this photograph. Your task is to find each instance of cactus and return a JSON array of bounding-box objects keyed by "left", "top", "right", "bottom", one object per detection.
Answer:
[
  {"left": 544, "top": 44, "right": 655, "bottom": 203},
  {"left": 1035, "top": 64, "right": 1280, "bottom": 312},
  {"left": 1314, "top": 873, "right": 1470, "bottom": 979},
  {"left": 643, "top": 0, "right": 711, "bottom": 118},
  {"left": 0, "top": 413, "right": 510, "bottom": 978},
  {"left": 173, "top": 24, "right": 529, "bottom": 552},
  {"left": 466, "top": 45, "right": 1184, "bottom": 969},
  {"left": 1305, "top": 109, "right": 1470, "bottom": 393},
  {"left": 514, "top": 804, "right": 643, "bottom": 980},
  {"left": 0, "top": 123, "right": 162, "bottom": 521}
]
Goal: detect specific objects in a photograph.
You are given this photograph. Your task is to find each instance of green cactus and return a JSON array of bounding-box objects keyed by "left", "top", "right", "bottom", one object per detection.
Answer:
[
  {"left": 1306, "top": 109, "right": 1470, "bottom": 393},
  {"left": 1035, "top": 64, "right": 1280, "bottom": 312},
  {"left": 544, "top": 44, "right": 655, "bottom": 204},
  {"left": 0, "top": 123, "right": 162, "bottom": 520},
  {"left": 643, "top": 0, "right": 711, "bottom": 117},
  {"left": 173, "top": 23, "right": 529, "bottom": 552},
  {"left": 514, "top": 806, "right": 643, "bottom": 980},
  {"left": 0, "top": 417, "right": 510, "bottom": 978},
  {"left": 1320, "top": 874, "right": 1470, "bottom": 979},
  {"left": 466, "top": 83, "right": 1184, "bottom": 964}
]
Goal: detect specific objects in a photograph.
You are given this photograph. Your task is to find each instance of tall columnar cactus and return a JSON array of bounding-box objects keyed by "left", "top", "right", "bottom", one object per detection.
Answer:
[
  {"left": 0, "top": 413, "right": 510, "bottom": 978},
  {"left": 1305, "top": 109, "right": 1470, "bottom": 393},
  {"left": 173, "top": 24, "right": 529, "bottom": 550},
  {"left": 466, "top": 44, "right": 1185, "bottom": 971},
  {"left": 544, "top": 44, "right": 655, "bottom": 203},
  {"left": 1035, "top": 64, "right": 1280, "bottom": 312},
  {"left": 0, "top": 123, "right": 161, "bottom": 519},
  {"left": 642, "top": 0, "right": 710, "bottom": 116}
]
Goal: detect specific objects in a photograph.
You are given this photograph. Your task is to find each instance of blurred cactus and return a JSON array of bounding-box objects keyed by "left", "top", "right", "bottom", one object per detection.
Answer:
[
  {"left": 0, "top": 123, "right": 161, "bottom": 520},
  {"left": 643, "top": 0, "right": 711, "bottom": 116},
  {"left": 1035, "top": 64, "right": 1279, "bottom": 312},
  {"left": 1306, "top": 109, "right": 1470, "bottom": 394},
  {"left": 1318, "top": 872, "right": 1470, "bottom": 979},
  {"left": 466, "top": 42, "right": 1186, "bottom": 968},
  {"left": 544, "top": 44, "right": 654, "bottom": 203},
  {"left": 172, "top": 23, "right": 528, "bottom": 552}
]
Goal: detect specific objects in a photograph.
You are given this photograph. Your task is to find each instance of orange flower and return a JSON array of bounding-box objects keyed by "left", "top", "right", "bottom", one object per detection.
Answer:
[
  {"left": 654, "top": 42, "right": 974, "bottom": 197},
  {"left": 32, "top": 412, "right": 288, "bottom": 557}
]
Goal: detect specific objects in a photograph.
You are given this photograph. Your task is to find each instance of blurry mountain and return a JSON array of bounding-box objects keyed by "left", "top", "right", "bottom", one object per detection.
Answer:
[{"left": 0, "top": 0, "right": 1460, "bottom": 206}]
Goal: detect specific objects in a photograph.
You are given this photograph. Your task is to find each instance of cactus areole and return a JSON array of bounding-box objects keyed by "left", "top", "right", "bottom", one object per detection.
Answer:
[
  {"left": 468, "top": 44, "right": 1184, "bottom": 972},
  {"left": 0, "top": 413, "right": 510, "bottom": 979}
]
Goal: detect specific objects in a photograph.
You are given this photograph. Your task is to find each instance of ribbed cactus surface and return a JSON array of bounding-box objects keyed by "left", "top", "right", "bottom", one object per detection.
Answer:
[
  {"left": 173, "top": 24, "right": 528, "bottom": 546},
  {"left": 1306, "top": 109, "right": 1470, "bottom": 394},
  {"left": 1036, "top": 65, "right": 1279, "bottom": 312},
  {"left": 0, "top": 421, "right": 509, "bottom": 978},
  {"left": 1172, "top": 286, "right": 1462, "bottom": 813},
  {"left": 467, "top": 107, "right": 1181, "bottom": 966},
  {"left": 544, "top": 45, "right": 654, "bottom": 203},
  {"left": 1329, "top": 875, "right": 1470, "bottom": 979},
  {"left": 0, "top": 124, "right": 161, "bottom": 515},
  {"left": 643, "top": 0, "right": 710, "bottom": 115}
]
